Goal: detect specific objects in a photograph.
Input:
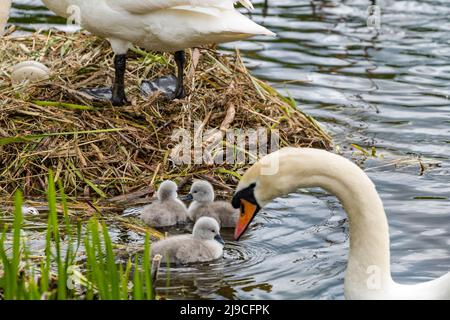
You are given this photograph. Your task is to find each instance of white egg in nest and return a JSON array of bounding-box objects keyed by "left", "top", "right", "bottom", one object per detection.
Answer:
[
  {"left": 21, "top": 206, "right": 40, "bottom": 216},
  {"left": 10, "top": 61, "right": 50, "bottom": 85}
]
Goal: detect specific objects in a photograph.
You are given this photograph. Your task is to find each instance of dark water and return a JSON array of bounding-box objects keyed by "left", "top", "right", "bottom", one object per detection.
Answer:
[{"left": 6, "top": 0, "right": 450, "bottom": 299}]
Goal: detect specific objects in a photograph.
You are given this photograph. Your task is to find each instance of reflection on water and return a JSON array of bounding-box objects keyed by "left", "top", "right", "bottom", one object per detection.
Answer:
[{"left": 4, "top": 0, "right": 450, "bottom": 299}]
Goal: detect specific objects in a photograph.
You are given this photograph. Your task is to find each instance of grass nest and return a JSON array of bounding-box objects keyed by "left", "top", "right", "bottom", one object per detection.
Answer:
[{"left": 0, "top": 30, "right": 332, "bottom": 207}]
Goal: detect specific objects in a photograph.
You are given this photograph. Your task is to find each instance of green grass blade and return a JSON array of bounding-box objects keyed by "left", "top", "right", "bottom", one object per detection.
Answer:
[
  {"left": 33, "top": 100, "right": 96, "bottom": 111},
  {"left": 132, "top": 257, "right": 143, "bottom": 300},
  {"left": 101, "top": 222, "right": 119, "bottom": 299},
  {"left": 122, "top": 259, "right": 132, "bottom": 300},
  {"left": 143, "top": 232, "right": 152, "bottom": 300},
  {"left": 47, "top": 171, "right": 66, "bottom": 300},
  {"left": 11, "top": 191, "right": 24, "bottom": 299},
  {"left": 0, "top": 226, "right": 13, "bottom": 299}
]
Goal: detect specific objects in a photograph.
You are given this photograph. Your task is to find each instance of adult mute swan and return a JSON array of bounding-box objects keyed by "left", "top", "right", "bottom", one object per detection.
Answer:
[
  {"left": 231, "top": 147, "right": 450, "bottom": 300},
  {"left": 0, "top": 0, "right": 11, "bottom": 36},
  {"left": 40, "top": 0, "right": 275, "bottom": 105}
]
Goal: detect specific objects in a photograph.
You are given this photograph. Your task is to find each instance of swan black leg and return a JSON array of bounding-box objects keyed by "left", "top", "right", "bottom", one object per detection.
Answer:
[
  {"left": 111, "top": 54, "right": 128, "bottom": 106},
  {"left": 174, "top": 50, "right": 186, "bottom": 99}
]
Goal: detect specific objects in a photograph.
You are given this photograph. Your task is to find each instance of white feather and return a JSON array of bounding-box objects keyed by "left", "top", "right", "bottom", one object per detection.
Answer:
[{"left": 42, "top": 0, "right": 274, "bottom": 54}]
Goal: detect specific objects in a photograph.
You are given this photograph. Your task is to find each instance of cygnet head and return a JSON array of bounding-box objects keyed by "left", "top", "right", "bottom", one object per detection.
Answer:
[
  {"left": 187, "top": 180, "right": 215, "bottom": 203},
  {"left": 157, "top": 180, "right": 178, "bottom": 201},
  {"left": 192, "top": 217, "right": 224, "bottom": 245}
]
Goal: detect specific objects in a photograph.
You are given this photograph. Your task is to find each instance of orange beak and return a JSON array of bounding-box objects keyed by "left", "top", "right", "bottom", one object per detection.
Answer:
[{"left": 234, "top": 199, "right": 260, "bottom": 240}]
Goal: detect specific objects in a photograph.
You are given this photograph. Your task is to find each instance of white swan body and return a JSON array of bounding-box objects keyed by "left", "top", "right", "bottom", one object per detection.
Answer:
[
  {"left": 41, "top": 0, "right": 274, "bottom": 54},
  {"left": 0, "top": 0, "right": 11, "bottom": 36},
  {"left": 41, "top": 0, "right": 274, "bottom": 105},
  {"left": 232, "top": 147, "right": 450, "bottom": 299}
]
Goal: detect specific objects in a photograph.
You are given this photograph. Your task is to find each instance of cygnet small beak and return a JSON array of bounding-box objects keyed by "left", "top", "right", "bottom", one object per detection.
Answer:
[
  {"left": 179, "top": 194, "right": 194, "bottom": 201},
  {"left": 214, "top": 234, "right": 225, "bottom": 245}
]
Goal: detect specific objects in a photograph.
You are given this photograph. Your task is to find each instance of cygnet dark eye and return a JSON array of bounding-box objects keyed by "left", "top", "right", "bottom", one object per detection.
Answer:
[{"left": 211, "top": 229, "right": 215, "bottom": 233}]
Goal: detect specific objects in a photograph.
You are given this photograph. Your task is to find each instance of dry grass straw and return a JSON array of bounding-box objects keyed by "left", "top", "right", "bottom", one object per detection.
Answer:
[{"left": 0, "top": 31, "right": 332, "bottom": 207}]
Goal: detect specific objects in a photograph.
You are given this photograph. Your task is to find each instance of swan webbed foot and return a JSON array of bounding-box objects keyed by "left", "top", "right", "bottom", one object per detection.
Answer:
[
  {"left": 79, "top": 53, "right": 129, "bottom": 106},
  {"left": 173, "top": 84, "right": 186, "bottom": 100},
  {"left": 79, "top": 87, "right": 128, "bottom": 106},
  {"left": 111, "top": 87, "right": 128, "bottom": 106},
  {"left": 141, "top": 50, "right": 186, "bottom": 101},
  {"left": 141, "top": 74, "right": 183, "bottom": 100},
  {"left": 111, "top": 96, "right": 128, "bottom": 107},
  {"left": 79, "top": 87, "right": 113, "bottom": 101}
]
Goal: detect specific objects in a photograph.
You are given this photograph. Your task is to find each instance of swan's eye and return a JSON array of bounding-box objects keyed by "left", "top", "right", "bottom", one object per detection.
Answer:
[{"left": 211, "top": 229, "right": 215, "bottom": 233}]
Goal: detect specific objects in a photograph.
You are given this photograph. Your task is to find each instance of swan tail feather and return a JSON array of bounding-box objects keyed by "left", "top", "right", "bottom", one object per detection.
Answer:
[
  {"left": 237, "top": 0, "right": 254, "bottom": 11},
  {"left": 228, "top": 18, "right": 276, "bottom": 37}
]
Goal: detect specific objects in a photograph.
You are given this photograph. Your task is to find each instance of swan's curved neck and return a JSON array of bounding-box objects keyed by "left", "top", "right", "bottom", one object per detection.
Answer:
[
  {"left": 322, "top": 157, "right": 393, "bottom": 292},
  {"left": 257, "top": 149, "right": 393, "bottom": 292}
]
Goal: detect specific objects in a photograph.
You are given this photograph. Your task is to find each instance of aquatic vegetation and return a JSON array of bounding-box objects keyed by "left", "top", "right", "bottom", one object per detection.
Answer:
[{"left": 0, "top": 172, "right": 157, "bottom": 300}]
